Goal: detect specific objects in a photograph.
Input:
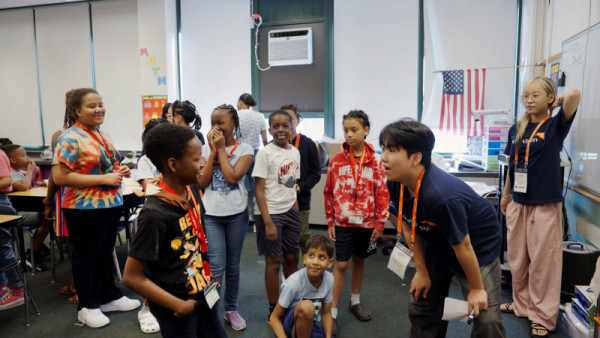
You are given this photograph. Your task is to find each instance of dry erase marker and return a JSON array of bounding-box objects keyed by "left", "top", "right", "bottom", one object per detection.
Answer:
[{"left": 467, "top": 309, "right": 475, "bottom": 324}]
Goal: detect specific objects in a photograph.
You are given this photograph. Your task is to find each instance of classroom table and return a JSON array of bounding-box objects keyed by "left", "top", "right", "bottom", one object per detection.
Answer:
[{"left": 7, "top": 186, "right": 47, "bottom": 213}]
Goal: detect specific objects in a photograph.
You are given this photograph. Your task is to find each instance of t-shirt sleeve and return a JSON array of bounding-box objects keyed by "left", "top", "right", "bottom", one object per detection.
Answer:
[
  {"left": 294, "top": 150, "right": 301, "bottom": 180},
  {"left": 557, "top": 106, "right": 575, "bottom": 139},
  {"left": 431, "top": 199, "right": 469, "bottom": 246},
  {"left": 504, "top": 125, "right": 516, "bottom": 156},
  {"left": 259, "top": 114, "right": 267, "bottom": 131},
  {"left": 0, "top": 151, "right": 11, "bottom": 178},
  {"left": 252, "top": 148, "right": 268, "bottom": 179},
  {"left": 129, "top": 207, "right": 164, "bottom": 261},
  {"left": 10, "top": 170, "right": 23, "bottom": 184},
  {"left": 135, "top": 156, "right": 157, "bottom": 181},
  {"left": 387, "top": 181, "right": 399, "bottom": 217},
  {"left": 53, "top": 135, "right": 79, "bottom": 170},
  {"left": 278, "top": 279, "right": 299, "bottom": 309},
  {"left": 239, "top": 143, "right": 254, "bottom": 157}
]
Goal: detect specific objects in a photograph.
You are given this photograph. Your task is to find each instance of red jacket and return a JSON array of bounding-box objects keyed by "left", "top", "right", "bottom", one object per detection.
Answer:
[{"left": 324, "top": 142, "right": 389, "bottom": 231}]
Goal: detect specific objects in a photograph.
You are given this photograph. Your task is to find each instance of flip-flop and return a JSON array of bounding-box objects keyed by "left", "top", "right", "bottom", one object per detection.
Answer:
[
  {"left": 530, "top": 322, "right": 549, "bottom": 337},
  {"left": 139, "top": 310, "right": 160, "bottom": 334},
  {"left": 69, "top": 294, "right": 79, "bottom": 304},
  {"left": 500, "top": 302, "right": 514, "bottom": 313}
]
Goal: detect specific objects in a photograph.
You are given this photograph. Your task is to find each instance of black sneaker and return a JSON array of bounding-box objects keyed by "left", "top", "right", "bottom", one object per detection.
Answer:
[
  {"left": 25, "top": 250, "right": 48, "bottom": 272},
  {"left": 38, "top": 244, "right": 51, "bottom": 257}
]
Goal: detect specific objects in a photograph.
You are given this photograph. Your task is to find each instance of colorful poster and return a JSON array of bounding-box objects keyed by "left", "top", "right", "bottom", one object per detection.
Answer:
[
  {"left": 550, "top": 60, "right": 560, "bottom": 87},
  {"left": 142, "top": 95, "right": 168, "bottom": 126}
]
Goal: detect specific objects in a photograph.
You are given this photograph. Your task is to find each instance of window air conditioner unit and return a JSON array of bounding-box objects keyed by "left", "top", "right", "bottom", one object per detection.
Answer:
[{"left": 268, "top": 27, "right": 313, "bottom": 66}]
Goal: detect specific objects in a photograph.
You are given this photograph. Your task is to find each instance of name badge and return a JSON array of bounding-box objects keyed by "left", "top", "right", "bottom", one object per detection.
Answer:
[
  {"left": 387, "top": 242, "right": 413, "bottom": 280},
  {"left": 203, "top": 279, "right": 220, "bottom": 309},
  {"left": 348, "top": 215, "right": 363, "bottom": 225},
  {"left": 513, "top": 168, "right": 527, "bottom": 193}
]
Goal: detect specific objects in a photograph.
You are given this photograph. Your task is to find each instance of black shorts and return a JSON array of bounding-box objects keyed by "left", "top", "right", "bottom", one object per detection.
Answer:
[
  {"left": 255, "top": 207, "right": 301, "bottom": 257},
  {"left": 334, "top": 227, "right": 373, "bottom": 261}
]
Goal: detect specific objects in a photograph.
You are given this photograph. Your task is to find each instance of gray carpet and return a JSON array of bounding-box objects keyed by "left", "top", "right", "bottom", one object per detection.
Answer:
[{"left": 1, "top": 226, "right": 568, "bottom": 337}]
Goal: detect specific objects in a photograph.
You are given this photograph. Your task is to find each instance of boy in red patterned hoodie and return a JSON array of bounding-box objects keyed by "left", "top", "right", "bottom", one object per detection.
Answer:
[{"left": 324, "top": 110, "right": 389, "bottom": 335}]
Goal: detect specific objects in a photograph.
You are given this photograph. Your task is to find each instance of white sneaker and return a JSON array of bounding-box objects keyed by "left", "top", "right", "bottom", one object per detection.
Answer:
[
  {"left": 100, "top": 296, "right": 141, "bottom": 312},
  {"left": 77, "top": 308, "right": 110, "bottom": 328}
]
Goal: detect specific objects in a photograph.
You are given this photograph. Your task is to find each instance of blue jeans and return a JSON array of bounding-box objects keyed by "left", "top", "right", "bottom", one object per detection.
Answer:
[
  {"left": 0, "top": 194, "right": 22, "bottom": 288},
  {"left": 204, "top": 211, "right": 249, "bottom": 312}
]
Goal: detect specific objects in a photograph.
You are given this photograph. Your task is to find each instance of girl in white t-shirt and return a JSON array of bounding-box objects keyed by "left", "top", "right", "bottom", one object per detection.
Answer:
[{"left": 198, "top": 104, "right": 254, "bottom": 331}]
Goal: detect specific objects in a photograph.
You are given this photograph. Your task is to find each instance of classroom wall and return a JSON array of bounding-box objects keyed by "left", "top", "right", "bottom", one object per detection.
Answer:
[
  {"left": 334, "top": 0, "right": 419, "bottom": 142},
  {"left": 529, "top": 0, "right": 600, "bottom": 237},
  {"left": 179, "top": 0, "right": 252, "bottom": 139}
]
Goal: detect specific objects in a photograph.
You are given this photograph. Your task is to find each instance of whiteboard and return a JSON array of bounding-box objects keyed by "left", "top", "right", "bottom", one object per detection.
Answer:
[
  {"left": 575, "top": 23, "right": 600, "bottom": 196},
  {"left": 559, "top": 30, "right": 587, "bottom": 157}
]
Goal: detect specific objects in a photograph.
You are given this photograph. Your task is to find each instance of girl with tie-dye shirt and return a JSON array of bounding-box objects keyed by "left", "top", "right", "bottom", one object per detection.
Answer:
[{"left": 51, "top": 88, "right": 140, "bottom": 328}]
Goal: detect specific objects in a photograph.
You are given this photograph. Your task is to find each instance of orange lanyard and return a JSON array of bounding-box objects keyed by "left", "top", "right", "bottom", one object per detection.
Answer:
[
  {"left": 514, "top": 115, "right": 549, "bottom": 168},
  {"left": 397, "top": 168, "right": 426, "bottom": 249},
  {"left": 348, "top": 146, "right": 366, "bottom": 200},
  {"left": 158, "top": 181, "right": 211, "bottom": 276},
  {"left": 214, "top": 140, "right": 239, "bottom": 164},
  {"left": 293, "top": 133, "right": 301, "bottom": 149},
  {"left": 75, "top": 120, "right": 120, "bottom": 170}
]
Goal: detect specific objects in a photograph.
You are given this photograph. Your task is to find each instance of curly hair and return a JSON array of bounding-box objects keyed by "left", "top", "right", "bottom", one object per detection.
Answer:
[{"left": 65, "top": 88, "right": 99, "bottom": 123}]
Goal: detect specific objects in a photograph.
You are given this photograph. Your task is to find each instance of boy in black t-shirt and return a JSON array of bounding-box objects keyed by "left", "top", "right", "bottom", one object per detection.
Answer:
[
  {"left": 123, "top": 123, "right": 227, "bottom": 338},
  {"left": 380, "top": 119, "right": 505, "bottom": 338}
]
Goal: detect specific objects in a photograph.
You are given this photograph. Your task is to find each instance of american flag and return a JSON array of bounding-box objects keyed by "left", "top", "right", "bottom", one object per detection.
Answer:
[{"left": 439, "top": 69, "right": 486, "bottom": 137}]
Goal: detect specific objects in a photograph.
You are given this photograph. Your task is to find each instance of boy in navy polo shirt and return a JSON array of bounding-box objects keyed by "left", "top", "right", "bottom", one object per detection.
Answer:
[{"left": 380, "top": 119, "right": 505, "bottom": 338}]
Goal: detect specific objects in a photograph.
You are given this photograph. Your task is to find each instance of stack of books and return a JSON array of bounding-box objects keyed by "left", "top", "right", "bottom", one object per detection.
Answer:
[{"left": 570, "top": 285, "right": 597, "bottom": 333}]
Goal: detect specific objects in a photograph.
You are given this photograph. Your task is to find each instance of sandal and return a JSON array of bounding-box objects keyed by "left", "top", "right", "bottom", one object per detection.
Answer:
[
  {"left": 530, "top": 322, "right": 549, "bottom": 337},
  {"left": 59, "top": 282, "right": 77, "bottom": 296},
  {"left": 500, "top": 302, "right": 514, "bottom": 313},
  {"left": 69, "top": 294, "right": 79, "bottom": 304},
  {"left": 139, "top": 309, "right": 160, "bottom": 333}
]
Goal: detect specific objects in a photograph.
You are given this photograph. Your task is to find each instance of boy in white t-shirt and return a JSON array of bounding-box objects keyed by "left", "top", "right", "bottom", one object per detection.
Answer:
[{"left": 252, "top": 110, "right": 301, "bottom": 318}]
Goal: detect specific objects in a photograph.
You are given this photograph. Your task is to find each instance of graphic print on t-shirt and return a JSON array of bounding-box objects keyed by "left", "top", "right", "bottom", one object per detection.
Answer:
[
  {"left": 279, "top": 158, "right": 298, "bottom": 188},
  {"left": 301, "top": 297, "right": 324, "bottom": 322},
  {"left": 170, "top": 212, "right": 210, "bottom": 295},
  {"left": 210, "top": 155, "right": 240, "bottom": 196}
]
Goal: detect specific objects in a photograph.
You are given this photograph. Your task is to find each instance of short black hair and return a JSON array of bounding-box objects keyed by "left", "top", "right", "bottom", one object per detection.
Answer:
[
  {"left": 143, "top": 123, "right": 196, "bottom": 172},
  {"left": 280, "top": 104, "right": 300, "bottom": 119},
  {"left": 268, "top": 109, "right": 292, "bottom": 126},
  {"left": 305, "top": 235, "right": 334, "bottom": 259},
  {"left": 1, "top": 144, "right": 21, "bottom": 158},
  {"left": 142, "top": 118, "right": 169, "bottom": 141},
  {"left": 379, "top": 118, "right": 435, "bottom": 167}
]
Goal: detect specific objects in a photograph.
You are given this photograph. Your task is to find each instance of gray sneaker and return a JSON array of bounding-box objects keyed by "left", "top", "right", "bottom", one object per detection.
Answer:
[{"left": 349, "top": 302, "right": 372, "bottom": 321}]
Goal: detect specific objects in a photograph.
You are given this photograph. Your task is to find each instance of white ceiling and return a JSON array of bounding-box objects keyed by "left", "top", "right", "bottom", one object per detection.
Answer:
[{"left": 0, "top": 0, "right": 81, "bottom": 10}]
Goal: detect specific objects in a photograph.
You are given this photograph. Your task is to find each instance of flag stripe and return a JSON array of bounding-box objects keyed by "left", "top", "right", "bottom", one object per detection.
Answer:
[{"left": 440, "top": 68, "right": 486, "bottom": 137}]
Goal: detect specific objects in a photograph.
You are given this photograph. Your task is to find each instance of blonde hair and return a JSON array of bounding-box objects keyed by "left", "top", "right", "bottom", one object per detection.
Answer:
[{"left": 515, "top": 77, "right": 556, "bottom": 147}]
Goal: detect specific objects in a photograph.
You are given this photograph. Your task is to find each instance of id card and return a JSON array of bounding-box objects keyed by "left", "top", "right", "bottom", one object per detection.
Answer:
[
  {"left": 348, "top": 215, "right": 363, "bottom": 225},
  {"left": 513, "top": 168, "right": 527, "bottom": 193},
  {"left": 387, "top": 242, "right": 413, "bottom": 280},
  {"left": 203, "top": 279, "right": 220, "bottom": 309}
]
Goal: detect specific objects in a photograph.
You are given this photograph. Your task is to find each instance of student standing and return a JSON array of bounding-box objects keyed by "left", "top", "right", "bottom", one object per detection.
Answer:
[
  {"left": 198, "top": 104, "right": 253, "bottom": 330},
  {"left": 381, "top": 118, "right": 505, "bottom": 337},
  {"left": 172, "top": 100, "right": 205, "bottom": 145},
  {"left": 324, "top": 110, "right": 389, "bottom": 334},
  {"left": 52, "top": 88, "right": 140, "bottom": 327},
  {"left": 500, "top": 77, "right": 580, "bottom": 337},
  {"left": 281, "top": 104, "right": 321, "bottom": 254},
  {"left": 269, "top": 235, "right": 335, "bottom": 338},
  {"left": 237, "top": 93, "right": 268, "bottom": 219},
  {"left": 124, "top": 123, "right": 227, "bottom": 338},
  {"left": 253, "top": 110, "right": 302, "bottom": 319}
]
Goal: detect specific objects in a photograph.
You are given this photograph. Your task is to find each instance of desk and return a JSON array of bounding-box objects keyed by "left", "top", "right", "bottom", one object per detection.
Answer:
[
  {"left": 0, "top": 215, "right": 26, "bottom": 275},
  {"left": 8, "top": 187, "right": 47, "bottom": 213}
]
